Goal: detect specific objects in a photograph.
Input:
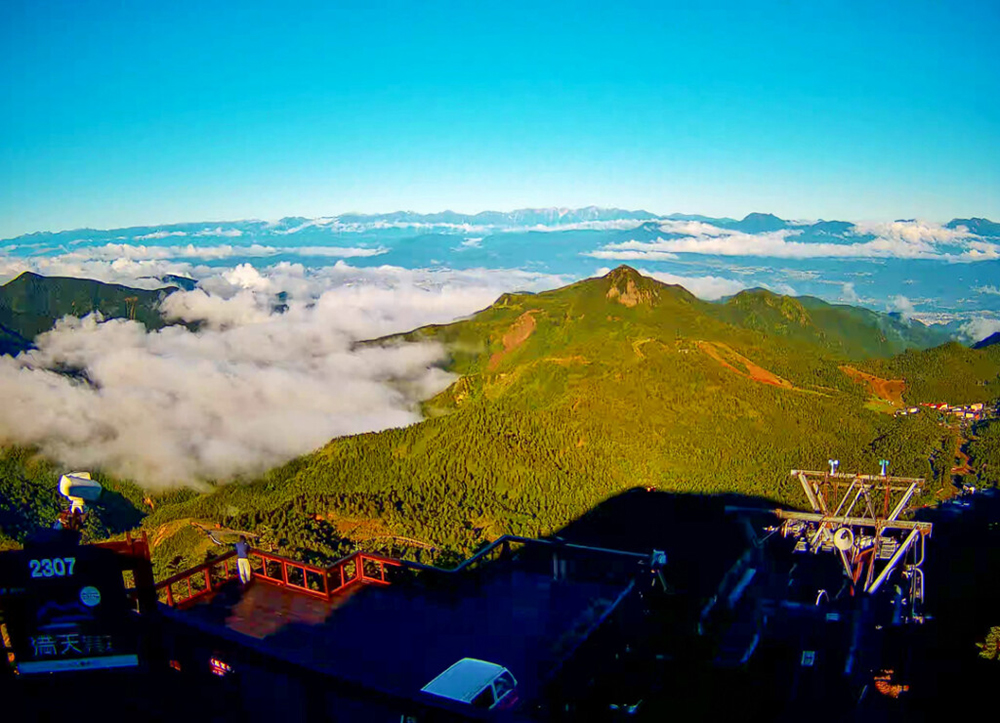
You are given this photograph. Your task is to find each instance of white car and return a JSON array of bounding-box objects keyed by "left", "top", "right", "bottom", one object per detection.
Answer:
[{"left": 421, "top": 658, "right": 518, "bottom": 711}]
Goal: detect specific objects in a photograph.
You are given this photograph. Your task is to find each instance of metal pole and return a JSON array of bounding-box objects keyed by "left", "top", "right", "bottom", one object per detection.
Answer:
[
  {"left": 798, "top": 472, "right": 823, "bottom": 513},
  {"left": 886, "top": 483, "right": 918, "bottom": 522},
  {"left": 843, "top": 486, "right": 865, "bottom": 519},
  {"left": 867, "top": 528, "right": 920, "bottom": 594},
  {"left": 831, "top": 479, "right": 858, "bottom": 518}
]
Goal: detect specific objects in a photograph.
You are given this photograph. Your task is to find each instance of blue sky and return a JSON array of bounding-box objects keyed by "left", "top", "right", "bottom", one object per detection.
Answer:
[{"left": 2, "top": 0, "right": 998, "bottom": 238}]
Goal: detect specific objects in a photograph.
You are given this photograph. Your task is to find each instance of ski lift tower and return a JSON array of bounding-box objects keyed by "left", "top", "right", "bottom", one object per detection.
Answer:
[{"left": 774, "top": 461, "right": 932, "bottom": 623}]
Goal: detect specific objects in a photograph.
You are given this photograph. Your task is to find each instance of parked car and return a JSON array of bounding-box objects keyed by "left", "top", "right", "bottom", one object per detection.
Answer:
[{"left": 421, "top": 658, "right": 518, "bottom": 711}]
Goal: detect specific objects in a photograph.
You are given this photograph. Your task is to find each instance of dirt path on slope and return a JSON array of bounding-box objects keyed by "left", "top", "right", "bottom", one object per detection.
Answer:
[
  {"left": 840, "top": 366, "right": 905, "bottom": 406},
  {"left": 698, "top": 341, "right": 795, "bottom": 389}
]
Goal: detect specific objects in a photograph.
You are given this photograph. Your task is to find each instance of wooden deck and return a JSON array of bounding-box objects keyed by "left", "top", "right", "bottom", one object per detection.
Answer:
[{"left": 175, "top": 565, "right": 628, "bottom": 702}]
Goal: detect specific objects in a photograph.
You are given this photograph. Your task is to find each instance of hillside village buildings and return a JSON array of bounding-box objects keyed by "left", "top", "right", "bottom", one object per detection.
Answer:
[{"left": 895, "top": 401, "right": 996, "bottom": 422}]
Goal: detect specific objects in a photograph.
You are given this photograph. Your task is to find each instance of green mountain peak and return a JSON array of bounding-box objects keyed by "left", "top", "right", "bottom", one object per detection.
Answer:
[
  {"left": 726, "top": 287, "right": 811, "bottom": 326},
  {"left": 603, "top": 265, "right": 662, "bottom": 307}
]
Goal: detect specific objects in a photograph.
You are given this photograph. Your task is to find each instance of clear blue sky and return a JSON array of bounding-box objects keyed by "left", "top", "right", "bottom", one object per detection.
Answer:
[{"left": 1, "top": 0, "right": 997, "bottom": 238}]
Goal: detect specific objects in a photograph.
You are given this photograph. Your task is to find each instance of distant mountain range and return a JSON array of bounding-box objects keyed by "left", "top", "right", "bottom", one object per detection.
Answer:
[
  {"left": 335, "top": 206, "right": 659, "bottom": 227},
  {"left": 946, "top": 218, "right": 1000, "bottom": 237},
  {"left": 4, "top": 208, "right": 998, "bottom": 242}
]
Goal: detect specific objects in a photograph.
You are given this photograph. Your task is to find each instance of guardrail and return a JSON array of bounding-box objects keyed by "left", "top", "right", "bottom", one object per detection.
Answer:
[
  {"left": 154, "top": 535, "right": 649, "bottom": 609},
  {"left": 156, "top": 550, "right": 238, "bottom": 608},
  {"left": 155, "top": 549, "right": 402, "bottom": 609}
]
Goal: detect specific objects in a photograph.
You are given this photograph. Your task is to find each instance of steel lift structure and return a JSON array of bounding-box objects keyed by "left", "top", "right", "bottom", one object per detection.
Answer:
[{"left": 774, "top": 461, "right": 932, "bottom": 623}]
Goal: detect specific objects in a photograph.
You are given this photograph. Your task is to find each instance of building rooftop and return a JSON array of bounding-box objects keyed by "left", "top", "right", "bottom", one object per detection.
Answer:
[{"left": 163, "top": 551, "right": 633, "bottom": 705}]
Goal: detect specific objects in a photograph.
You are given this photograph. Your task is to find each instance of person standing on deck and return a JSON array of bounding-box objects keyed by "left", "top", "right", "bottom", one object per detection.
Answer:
[{"left": 236, "top": 535, "right": 252, "bottom": 585}]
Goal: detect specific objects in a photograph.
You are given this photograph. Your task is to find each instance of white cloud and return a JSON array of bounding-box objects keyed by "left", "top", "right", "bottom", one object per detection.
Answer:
[
  {"left": 0, "top": 245, "right": 395, "bottom": 287},
  {"left": 0, "top": 240, "right": 568, "bottom": 299},
  {"left": 960, "top": 317, "right": 1000, "bottom": 343},
  {"left": 849, "top": 220, "right": 971, "bottom": 245},
  {"left": 195, "top": 227, "right": 244, "bottom": 238},
  {"left": 589, "top": 219, "right": 999, "bottom": 261},
  {"left": 0, "top": 312, "right": 452, "bottom": 487},
  {"left": 961, "top": 241, "right": 1000, "bottom": 260},
  {"left": 841, "top": 282, "right": 859, "bottom": 303},
  {"left": 780, "top": 269, "right": 821, "bottom": 281},
  {"left": 135, "top": 230, "right": 188, "bottom": 240},
  {"left": 160, "top": 289, "right": 272, "bottom": 329},
  {"left": 889, "top": 295, "right": 915, "bottom": 320},
  {"left": 289, "top": 246, "right": 387, "bottom": 258},
  {"left": 974, "top": 285, "right": 1000, "bottom": 296},
  {"left": 24, "top": 242, "right": 386, "bottom": 264},
  {"left": 655, "top": 220, "right": 731, "bottom": 237},
  {"left": 586, "top": 250, "right": 679, "bottom": 261},
  {"left": 597, "top": 231, "right": 936, "bottom": 260},
  {"left": 223, "top": 263, "right": 272, "bottom": 292},
  {"left": 649, "top": 271, "right": 749, "bottom": 300}
]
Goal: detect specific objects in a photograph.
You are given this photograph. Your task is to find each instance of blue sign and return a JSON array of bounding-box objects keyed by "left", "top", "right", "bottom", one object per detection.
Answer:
[{"left": 0, "top": 541, "right": 139, "bottom": 674}]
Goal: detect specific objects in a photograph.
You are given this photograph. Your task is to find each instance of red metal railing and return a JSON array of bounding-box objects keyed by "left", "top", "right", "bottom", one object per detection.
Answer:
[
  {"left": 155, "top": 535, "right": 648, "bottom": 610},
  {"left": 155, "top": 549, "right": 401, "bottom": 609},
  {"left": 156, "top": 550, "right": 238, "bottom": 608}
]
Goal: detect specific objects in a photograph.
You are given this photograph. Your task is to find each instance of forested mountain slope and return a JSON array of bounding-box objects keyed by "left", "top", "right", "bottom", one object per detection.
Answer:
[
  {"left": 135, "top": 267, "right": 980, "bottom": 568},
  {"left": 861, "top": 341, "right": 1000, "bottom": 404},
  {"left": 718, "top": 289, "right": 951, "bottom": 358},
  {"left": 2, "top": 267, "right": 996, "bottom": 576},
  {"left": 0, "top": 323, "right": 30, "bottom": 357},
  {"left": 0, "top": 272, "right": 176, "bottom": 354}
]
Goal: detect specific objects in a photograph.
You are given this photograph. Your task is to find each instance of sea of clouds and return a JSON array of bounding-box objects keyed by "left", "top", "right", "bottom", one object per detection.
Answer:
[{"left": 0, "top": 261, "right": 568, "bottom": 487}]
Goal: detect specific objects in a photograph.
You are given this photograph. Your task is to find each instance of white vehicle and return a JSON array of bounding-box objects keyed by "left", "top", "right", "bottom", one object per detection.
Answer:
[{"left": 421, "top": 658, "right": 518, "bottom": 711}]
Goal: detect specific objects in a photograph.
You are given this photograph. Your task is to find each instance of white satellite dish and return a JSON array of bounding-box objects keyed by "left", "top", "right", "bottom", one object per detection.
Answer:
[
  {"left": 833, "top": 527, "right": 854, "bottom": 551},
  {"left": 58, "top": 472, "right": 102, "bottom": 513}
]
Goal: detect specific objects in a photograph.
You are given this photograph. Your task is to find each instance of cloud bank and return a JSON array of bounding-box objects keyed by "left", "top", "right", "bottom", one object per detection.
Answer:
[
  {"left": 0, "top": 263, "right": 567, "bottom": 487},
  {"left": 960, "top": 317, "right": 1000, "bottom": 343},
  {"left": 587, "top": 219, "right": 997, "bottom": 261}
]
